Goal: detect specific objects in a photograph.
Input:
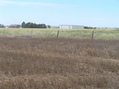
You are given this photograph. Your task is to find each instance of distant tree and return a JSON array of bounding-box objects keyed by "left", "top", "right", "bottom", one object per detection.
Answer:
[
  {"left": 41, "top": 24, "right": 46, "bottom": 28},
  {"left": 22, "top": 22, "right": 47, "bottom": 28},
  {"left": 84, "top": 26, "right": 89, "bottom": 29},
  {"left": 84, "top": 26, "right": 96, "bottom": 29},
  {"left": 0, "top": 24, "right": 5, "bottom": 28},
  {"left": 21, "top": 22, "right": 25, "bottom": 28},
  {"left": 24, "top": 22, "right": 29, "bottom": 28},
  {"left": 47, "top": 25, "right": 51, "bottom": 28}
]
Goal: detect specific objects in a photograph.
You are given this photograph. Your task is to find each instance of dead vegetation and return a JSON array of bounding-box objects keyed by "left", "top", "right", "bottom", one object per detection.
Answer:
[{"left": 0, "top": 37, "right": 119, "bottom": 89}]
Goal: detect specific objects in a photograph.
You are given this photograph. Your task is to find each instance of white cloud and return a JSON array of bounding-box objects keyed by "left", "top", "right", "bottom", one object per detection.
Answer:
[
  {"left": 0, "top": 0, "right": 79, "bottom": 7},
  {"left": 0, "top": 0, "right": 60, "bottom": 7}
]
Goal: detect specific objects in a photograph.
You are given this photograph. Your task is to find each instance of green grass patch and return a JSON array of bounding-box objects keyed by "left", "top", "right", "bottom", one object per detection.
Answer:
[{"left": 0, "top": 28, "right": 119, "bottom": 39}]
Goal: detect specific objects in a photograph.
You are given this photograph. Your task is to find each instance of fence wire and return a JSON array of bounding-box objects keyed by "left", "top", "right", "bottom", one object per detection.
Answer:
[{"left": 0, "top": 29, "right": 119, "bottom": 40}]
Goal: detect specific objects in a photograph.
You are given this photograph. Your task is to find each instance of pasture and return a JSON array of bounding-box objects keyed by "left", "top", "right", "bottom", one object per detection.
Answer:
[
  {"left": 0, "top": 28, "right": 119, "bottom": 89},
  {"left": 0, "top": 28, "right": 119, "bottom": 39},
  {"left": 0, "top": 36, "right": 119, "bottom": 89}
]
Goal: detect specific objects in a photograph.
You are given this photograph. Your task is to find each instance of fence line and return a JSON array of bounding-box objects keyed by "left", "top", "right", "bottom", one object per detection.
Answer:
[{"left": 0, "top": 29, "right": 119, "bottom": 40}]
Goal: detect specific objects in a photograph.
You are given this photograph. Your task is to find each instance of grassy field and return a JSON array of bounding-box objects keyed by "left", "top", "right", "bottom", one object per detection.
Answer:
[
  {"left": 0, "top": 37, "right": 119, "bottom": 89},
  {"left": 0, "top": 28, "right": 119, "bottom": 39}
]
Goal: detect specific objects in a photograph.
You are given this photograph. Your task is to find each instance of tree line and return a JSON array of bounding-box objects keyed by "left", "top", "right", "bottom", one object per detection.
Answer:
[
  {"left": 0, "top": 22, "right": 50, "bottom": 28},
  {"left": 0, "top": 24, "right": 5, "bottom": 28},
  {"left": 21, "top": 22, "right": 49, "bottom": 28},
  {"left": 0, "top": 22, "right": 96, "bottom": 29},
  {"left": 84, "top": 26, "right": 96, "bottom": 29}
]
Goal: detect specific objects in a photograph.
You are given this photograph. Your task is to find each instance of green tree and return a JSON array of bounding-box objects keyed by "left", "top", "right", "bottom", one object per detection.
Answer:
[
  {"left": 21, "top": 22, "right": 47, "bottom": 28},
  {"left": 47, "top": 25, "right": 51, "bottom": 28},
  {"left": 0, "top": 24, "right": 5, "bottom": 28},
  {"left": 41, "top": 24, "right": 46, "bottom": 28},
  {"left": 21, "top": 22, "right": 25, "bottom": 28}
]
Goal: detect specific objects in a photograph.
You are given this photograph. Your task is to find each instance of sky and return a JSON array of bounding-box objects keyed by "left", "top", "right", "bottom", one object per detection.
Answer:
[{"left": 0, "top": 0, "right": 119, "bottom": 27}]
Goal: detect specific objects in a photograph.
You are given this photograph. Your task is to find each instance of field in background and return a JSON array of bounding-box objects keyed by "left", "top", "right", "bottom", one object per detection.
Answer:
[
  {"left": 0, "top": 28, "right": 119, "bottom": 39},
  {"left": 0, "top": 37, "right": 119, "bottom": 89}
]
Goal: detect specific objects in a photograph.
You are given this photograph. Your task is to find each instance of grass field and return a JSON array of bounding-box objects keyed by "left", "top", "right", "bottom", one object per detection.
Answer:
[
  {"left": 0, "top": 37, "right": 119, "bottom": 89},
  {"left": 0, "top": 28, "right": 119, "bottom": 39}
]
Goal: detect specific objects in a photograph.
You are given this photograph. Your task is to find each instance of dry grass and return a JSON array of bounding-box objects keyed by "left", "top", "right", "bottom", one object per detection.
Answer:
[{"left": 0, "top": 36, "right": 119, "bottom": 89}]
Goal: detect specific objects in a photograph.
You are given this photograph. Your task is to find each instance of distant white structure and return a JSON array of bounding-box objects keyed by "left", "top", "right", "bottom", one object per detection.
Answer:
[{"left": 59, "top": 25, "right": 84, "bottom": 29}]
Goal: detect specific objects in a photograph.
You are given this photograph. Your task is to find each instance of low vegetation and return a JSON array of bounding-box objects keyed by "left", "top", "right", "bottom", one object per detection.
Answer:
[
  {"left": 0, "top": 37, "right": 119, "bottom": 89},
  {"left": 0, "top": 28, "right": 119, "bottom": 39}
]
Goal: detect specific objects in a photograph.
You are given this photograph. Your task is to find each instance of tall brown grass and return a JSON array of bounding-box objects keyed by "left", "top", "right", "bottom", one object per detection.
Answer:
[{"left": 0, "top": 36, "right": 119, "bottom": 89}]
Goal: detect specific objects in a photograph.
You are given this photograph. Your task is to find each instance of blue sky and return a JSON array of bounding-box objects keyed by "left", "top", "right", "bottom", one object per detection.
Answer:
[{"left": 0, "top": 0, "right": 119, "bottom": 27}]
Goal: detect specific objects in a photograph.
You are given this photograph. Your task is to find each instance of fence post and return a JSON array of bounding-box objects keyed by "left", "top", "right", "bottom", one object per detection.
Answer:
[
  {"left": 31, "top": 29, "right": 33, "bottom": 36},
  {"left": 57, "top": 30, "right": 60, "bottom": 38},
  {"left": 4, "top": 29, "right": 6, "bottom": 35},
  {"left": 92, "top": 30, "right": 95, "bottom": 40}
]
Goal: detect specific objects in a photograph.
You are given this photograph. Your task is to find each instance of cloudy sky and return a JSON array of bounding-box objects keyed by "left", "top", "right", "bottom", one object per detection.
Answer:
[{"left": 0, "top": 0, "right": 119, "bottom": 27}]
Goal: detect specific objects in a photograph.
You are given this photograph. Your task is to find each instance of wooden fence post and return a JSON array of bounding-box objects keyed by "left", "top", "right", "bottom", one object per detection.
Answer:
[
  {"left": 31, "top": 29, "right": 33, "bottom": 36},
  {"left": 4, "top": 29, "right": 6, "bottom": 35},
  {"left": 92, "top": 30, "right": 95, "bottom": 40},
  {"left": 57, "top": 30, "right": 60, "bottom": 38}
]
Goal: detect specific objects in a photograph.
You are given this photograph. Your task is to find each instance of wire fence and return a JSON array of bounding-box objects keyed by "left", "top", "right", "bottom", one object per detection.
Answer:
[{"left": 0, "top": 29, "right": 119, "bottom": 40}]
